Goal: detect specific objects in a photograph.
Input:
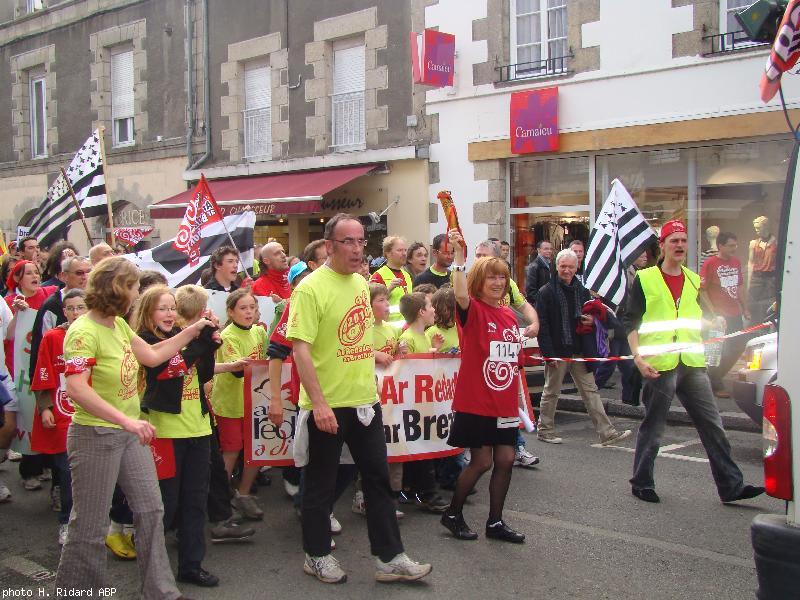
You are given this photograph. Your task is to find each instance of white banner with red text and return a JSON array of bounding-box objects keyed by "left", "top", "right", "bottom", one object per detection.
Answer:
[{"left": 244, "top": 354, "right": 536, "bottom": 466}]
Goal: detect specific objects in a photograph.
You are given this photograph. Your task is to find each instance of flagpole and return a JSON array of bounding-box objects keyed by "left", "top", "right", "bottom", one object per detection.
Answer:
[
  {"left": 97, "top": 126, "right": 116, "bottom": 248},
  {"left": 219, "top": 211, "right": 249, "bottom": 276},
  {"left": 60, "top": 168, "right": 94, "bottom": 245}
]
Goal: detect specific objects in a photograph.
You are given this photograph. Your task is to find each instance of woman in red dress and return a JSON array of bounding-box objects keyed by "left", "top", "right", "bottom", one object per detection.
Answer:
[{"left": 441, "top": 229, "right": 538, "bottom": 543}]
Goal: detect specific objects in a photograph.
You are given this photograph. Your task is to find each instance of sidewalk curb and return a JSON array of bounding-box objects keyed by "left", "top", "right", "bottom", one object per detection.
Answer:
[{"left": 553, "top": 394, "right": 761, "bottom": 433}]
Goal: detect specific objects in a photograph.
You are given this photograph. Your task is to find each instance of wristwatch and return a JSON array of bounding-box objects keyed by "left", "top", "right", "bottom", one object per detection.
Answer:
[{"left": 452, "top": 264, "right": 466, "bottom": 272}]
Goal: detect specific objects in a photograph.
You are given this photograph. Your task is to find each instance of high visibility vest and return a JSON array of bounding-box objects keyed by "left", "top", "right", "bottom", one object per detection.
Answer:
[
  {"left": 637, "top": 266, "right": 705, "bottom": 371},
  {"left": 377, "top": 264, "right": 413, "bottom": 327}
]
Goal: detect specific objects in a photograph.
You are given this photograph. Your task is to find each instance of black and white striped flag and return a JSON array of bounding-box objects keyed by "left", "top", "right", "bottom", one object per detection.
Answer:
[
  {"left": 121, "top": 211, "right": 255, "bottom": 288},
  {"left": 28, "top": 130, "right": 108, "bottom": 247},
  {"left": 584, "top": 179, "right": 656, "bottom": 306}
]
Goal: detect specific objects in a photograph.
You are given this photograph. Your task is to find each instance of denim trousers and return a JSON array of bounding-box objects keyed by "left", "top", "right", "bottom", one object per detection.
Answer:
[
  {"left": 630, "top": 364, "right": 745, "bottom": 500},
  {"left": 51, "top": 451, "right": 73, "bottom": 525},
  {"left": 302, "top": 404, "right": 403, "bottom": 559},
  {"left": 594, "top": 337, "right": 638, "bottom": 404},
  {"left": 158, "top": 436, "right": 210, "bottom": 574}
]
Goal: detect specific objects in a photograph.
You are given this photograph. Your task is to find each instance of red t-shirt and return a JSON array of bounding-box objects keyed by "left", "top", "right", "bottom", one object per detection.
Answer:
[
  {"left": 29, "top": 326, "right": 72, "bottom": 454},
  {"left": 700, "top": 256, "right": 743, "bottom": 317},
  {"left": 453, "top": 297, "right": 521, "bottom": 417},
  {"left": 4, "top": 285, "right": 58, "bottom": 375},
  {"left": 659, "top": 270, "right": 684, "bottom": 305},
  {"left": 269, "top": 300, "right": 299, "bottom": 405},
  {"left": 251, "top": 270, "right": 291, "bottom": 299}
]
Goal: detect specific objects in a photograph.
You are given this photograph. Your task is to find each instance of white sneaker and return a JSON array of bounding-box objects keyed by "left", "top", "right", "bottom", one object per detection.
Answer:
[
  {"left": 38, "top": 468, "right": 52, "bottom": 482},
  {"left": 0, "top": 481, "right": 10, "bottom": 503},
  {"left": 329, "top": 513, "right": 342, "bottom": 535},
  {"left": 7, "top": 450, "right": 22, "bottom": 462},
  {"left": 351, "top": 490, "right": 366, "bottom": 515},
  {"left": 600, "top": 429, "right": 632, "bottom": 447},
  {"left": 303, "top": 553, "right": 347, "bottom": 584},
  {"left": 375, "top": 552, "right": 432, "bottom": 583},
  {"left": 284, "top": 479, "right": 299, "bottom": 498},
  {"left": 514, "top": 446, "right": 540, "bottom": 468},
  {"left": 58, "top": 524, "right": 68, "bottom": 546},
  {"left": 23, "top": 477, "right": 42, "bottom": 491}
]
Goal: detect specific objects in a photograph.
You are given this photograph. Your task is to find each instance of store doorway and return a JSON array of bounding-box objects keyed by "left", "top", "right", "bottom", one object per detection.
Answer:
[{"left": 510, "top": 210, "right": 590, "bottom": 289}]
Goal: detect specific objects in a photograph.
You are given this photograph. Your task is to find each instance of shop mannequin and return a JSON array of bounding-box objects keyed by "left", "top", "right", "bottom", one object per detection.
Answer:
[
  {"left": 747, "top": 216, "right": 777, "bottom": 323},
  {"left": 700, "top": 225, "right": 720, "bottom": 268}
]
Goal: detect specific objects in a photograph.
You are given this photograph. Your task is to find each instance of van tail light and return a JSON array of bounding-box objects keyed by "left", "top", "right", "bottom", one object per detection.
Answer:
[{"left": 762, "top": 384, "right": 793, "bottom": 501}]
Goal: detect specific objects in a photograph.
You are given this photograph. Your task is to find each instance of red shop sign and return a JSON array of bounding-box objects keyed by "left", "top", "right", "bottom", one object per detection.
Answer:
[
  {"left": 510, "top": 87, "right": 559, "bottom": 154},
  {"left": 411, "top": 29, "right": 455, "bottom": 87}
]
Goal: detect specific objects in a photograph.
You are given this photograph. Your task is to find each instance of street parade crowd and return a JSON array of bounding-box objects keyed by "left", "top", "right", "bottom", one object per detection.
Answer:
[{"left": 0, "top": 215, "right": 767, "bottom": 598}]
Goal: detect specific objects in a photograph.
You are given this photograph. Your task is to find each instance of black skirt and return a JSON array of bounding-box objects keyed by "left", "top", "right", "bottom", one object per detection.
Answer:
[{"left": 447, "top": 411, "right": 518, "bottom": 449}]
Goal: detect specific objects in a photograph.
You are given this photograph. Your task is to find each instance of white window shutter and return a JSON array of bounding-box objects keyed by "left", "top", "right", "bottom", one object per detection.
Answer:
[
  {"left": 245, "top": 62, "right": 271, "bottom": 110},
  {"left": 333, "top": 45, "right": 365, "bottom": 95},
  {"left": 111, "top": 51, "right": 134, "bottom": 119}
]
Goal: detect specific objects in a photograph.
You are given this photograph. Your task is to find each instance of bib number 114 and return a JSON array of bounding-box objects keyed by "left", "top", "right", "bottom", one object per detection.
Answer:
[{"left": 489, "top": 341, "right": 520, "bottom": 362}]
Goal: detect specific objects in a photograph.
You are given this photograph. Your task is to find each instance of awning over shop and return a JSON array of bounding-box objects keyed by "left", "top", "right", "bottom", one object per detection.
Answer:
[{"left": 148, "top": 164, "right": 378, "bottom": 219}]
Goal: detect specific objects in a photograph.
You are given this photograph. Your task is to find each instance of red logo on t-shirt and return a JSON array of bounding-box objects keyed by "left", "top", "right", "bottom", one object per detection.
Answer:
[{"left": 337, "top": 292, "right": 371, "bottom": 347}]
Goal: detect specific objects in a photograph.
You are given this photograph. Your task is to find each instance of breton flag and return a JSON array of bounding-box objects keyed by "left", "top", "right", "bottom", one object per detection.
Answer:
[
  {"left": 760, "top": 0, "right": 800, "bottom": 103},
  {"left": 583, "top": 179, "right": 656, "bottom": 306},
  {"left": 27, "top": 130, "right": 108, "bottom": 248},
  {"left": 172, "top": 175, "right": 223, "bottom": 265},
  {"left": 121, "top": 211, "right": 255, "bottom": 288}
]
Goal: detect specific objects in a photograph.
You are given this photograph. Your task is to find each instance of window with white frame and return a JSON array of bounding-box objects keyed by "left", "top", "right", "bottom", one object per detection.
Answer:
[
  {"left": 27, "top": 0, "right": 44, "bottom": 13},
  {"left": 111, "top": 49, "right": 134, "bottom": 147},
  {"left": 721, "top": 0, "right": 759, "bottom": 47},
  {"left": 510, "top": 0, "right": 568, "bottom": 78},
  {"left": 331, "top": 41, "right": 365, "bottom": 151},
  {"left": 243, "top": 60, "right": 272, "bottom": 161},
  {"left": 30, "top": 75, "right": 47, "bottom": 158}
]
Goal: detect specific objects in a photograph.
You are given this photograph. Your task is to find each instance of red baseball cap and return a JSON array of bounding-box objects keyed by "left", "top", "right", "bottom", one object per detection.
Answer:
[{"left": 659, "top": 219, "right": 687, "bottom": 243}]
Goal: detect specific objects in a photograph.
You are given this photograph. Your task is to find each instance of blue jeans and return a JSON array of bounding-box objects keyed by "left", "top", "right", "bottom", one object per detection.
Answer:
[
  {"left": 52, "top": 451, "right": 73, "bottom": 525},
  {"left": 594, "top": 337, "right": 637, "bottom": 404},
  {"left": 630, "top": 364, "right": 744, "bottom": 500}
]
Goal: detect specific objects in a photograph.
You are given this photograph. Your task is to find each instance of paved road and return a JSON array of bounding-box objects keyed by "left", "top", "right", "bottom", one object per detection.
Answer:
[{"left": 0, "top": 411, "right": 780, "bottom": 600}]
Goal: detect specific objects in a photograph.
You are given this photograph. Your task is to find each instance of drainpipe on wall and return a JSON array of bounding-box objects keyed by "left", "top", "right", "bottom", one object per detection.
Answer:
[
  {"left": 188, "top": 0, "right": 211, "bottom": 172},
  {"left": 185, "top": 0, "right": 194, "bottom": 169}
]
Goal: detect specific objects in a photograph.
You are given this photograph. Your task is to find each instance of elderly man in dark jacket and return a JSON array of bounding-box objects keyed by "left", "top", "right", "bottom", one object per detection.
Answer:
[
  {"left": 524, "top": 240, "right": 553, "bottom": 305},
  {"left": 535, "top": 248, "right": 631, "bottom": 446}
]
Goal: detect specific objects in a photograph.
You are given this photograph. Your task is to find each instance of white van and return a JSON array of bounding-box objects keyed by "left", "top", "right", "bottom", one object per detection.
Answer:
[{"left": 750, "top": 143, "right": 800, "bottom": 597}]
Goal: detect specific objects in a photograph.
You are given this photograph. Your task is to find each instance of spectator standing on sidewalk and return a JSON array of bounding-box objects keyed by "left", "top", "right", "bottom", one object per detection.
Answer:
[
  {"left": 535, "top": 249, "right": 631, "bottom": 446},
  {"left": 288, "top": 213, "right": 431, "bottom": 584},
  {"left": 699, "top": 232, "right": 750, "bottom": 398},
  {"left": 625, "top": 219, "right": 764, "bottom": 504},
  {"left": 524, "top": 240, "right": 553, "bottom": 305}
]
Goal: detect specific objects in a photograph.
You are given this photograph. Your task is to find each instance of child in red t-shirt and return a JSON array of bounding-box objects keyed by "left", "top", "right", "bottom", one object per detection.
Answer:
[{"left": 30, "top": 289, "right": 87, "bottom": 547}]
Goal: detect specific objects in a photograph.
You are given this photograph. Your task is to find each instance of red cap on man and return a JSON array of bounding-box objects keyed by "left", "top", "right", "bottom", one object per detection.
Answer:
[{"left": 659, "top": 219, "right": 687, "bottom": 243}]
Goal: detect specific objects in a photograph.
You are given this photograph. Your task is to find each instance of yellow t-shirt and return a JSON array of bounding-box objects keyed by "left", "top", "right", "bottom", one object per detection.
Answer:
[
  {"left": 147, "top": 365, "right": 212, "bottom": 438},
  {"left": 64, "top": 315, "right": 140, "bottom": 429},
  {"left": 374, "top": 322, "right": 400, "bottom": 355},
  {"left": 426, "top": 324, "right": 459, "bottom": 353},
  {"left": 501, "top": 278, "right": 526, "bottom": 309},
  {"left": 287, "top": 266, "right": 375, "bottom": 410},
  {"left": 211, "top": 323, "right": 267, "bottom": 418},
  {"left": 399, "top": 328, "right": 430, "bottom": 354}
]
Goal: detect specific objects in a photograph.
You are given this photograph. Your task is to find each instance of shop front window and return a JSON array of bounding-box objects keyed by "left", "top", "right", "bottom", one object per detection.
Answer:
[
  {"left": 510, "top": 155, "right": 591, "bottom": 286},
  {"left": 595, "top": 139, "right": 792, "bottom": 323}
]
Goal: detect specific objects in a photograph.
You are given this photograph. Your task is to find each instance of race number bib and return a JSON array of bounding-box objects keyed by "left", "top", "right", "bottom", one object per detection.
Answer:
[{"left": 489, "top": 341, "right": 521, "bottom": 363}]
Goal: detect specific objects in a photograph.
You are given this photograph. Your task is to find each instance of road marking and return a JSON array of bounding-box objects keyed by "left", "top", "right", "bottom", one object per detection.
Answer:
[
  {"left": 591, "top": 443, "right": 710, "bottom": 463},
  {"left": 660, "top": 438, "right": 701, "bottom": 452},
  {"left": 480, "top": 505, "right": 752, "bottom": 569},
  {"left": 1, "top": 556, "right": 55, "bottom": 581}
]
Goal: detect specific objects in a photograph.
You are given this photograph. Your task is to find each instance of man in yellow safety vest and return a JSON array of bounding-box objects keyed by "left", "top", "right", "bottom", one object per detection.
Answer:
[
  {"left": 624, "top": 220, "right": 764, "bottom": 504},
  {"left": 370, "top": 236, "right": 413, "bottom": 328}
]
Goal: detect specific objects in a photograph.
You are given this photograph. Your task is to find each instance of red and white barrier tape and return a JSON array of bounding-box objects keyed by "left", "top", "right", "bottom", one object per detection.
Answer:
[{"left": 525, "top": 322, "right": 773, "bottom": 364}]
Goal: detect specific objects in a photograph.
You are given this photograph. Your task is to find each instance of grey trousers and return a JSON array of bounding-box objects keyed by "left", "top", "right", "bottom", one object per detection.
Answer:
[
  {"left": 56, "top": 424, "right": 181, "bottom": 600},
  {"left": 538, "top": 359, "right": 616, "bottom": 441},
  {"left": 630, "top": 364, "right": 745, "bottom": 500}
]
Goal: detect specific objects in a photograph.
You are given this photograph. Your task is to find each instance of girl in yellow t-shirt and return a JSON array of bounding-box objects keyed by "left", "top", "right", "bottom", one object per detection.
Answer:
[
  {"left": 426, "top": 286, "right": 460, "bottom": 353},
  {"left": 133, "top": 285, "right": 222, "bottom": 587},
  {"left": 211, "top": 289, "right": 268, "bottom": 521}
]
